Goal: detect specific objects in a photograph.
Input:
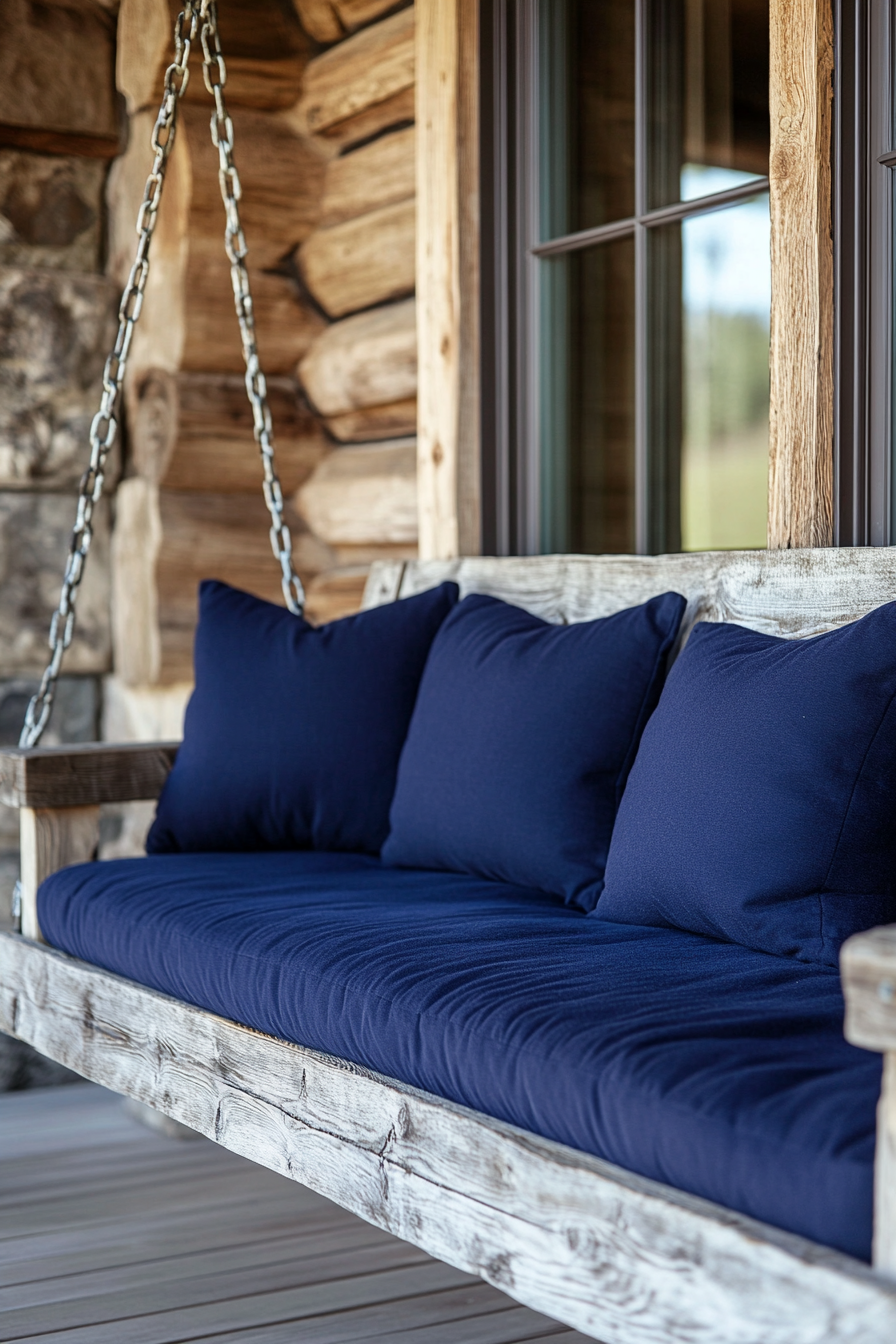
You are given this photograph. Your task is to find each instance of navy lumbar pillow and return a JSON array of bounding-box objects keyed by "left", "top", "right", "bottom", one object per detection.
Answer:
[
  {"left": 381, "top": 591, "right": 686, "bottom": 911},
  {"left": 147, "top": 579, "right": 459, "bottom": 856},
  {"left": 596, "top": 602, "right": 896, "bottom": 965}
]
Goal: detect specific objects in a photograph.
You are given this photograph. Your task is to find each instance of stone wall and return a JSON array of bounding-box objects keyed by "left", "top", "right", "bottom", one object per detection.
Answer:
[{"left": 0, "top": 0, "right": 121, "bottom": 1088}]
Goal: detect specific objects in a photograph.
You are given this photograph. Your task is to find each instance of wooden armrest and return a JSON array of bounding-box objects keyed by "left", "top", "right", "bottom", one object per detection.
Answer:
[
  {"left": 842, "top": 925, "right": 896, "bottom": 1052},
  {"left": 0, "top": 742, "right": 179, "bottom": 810}
]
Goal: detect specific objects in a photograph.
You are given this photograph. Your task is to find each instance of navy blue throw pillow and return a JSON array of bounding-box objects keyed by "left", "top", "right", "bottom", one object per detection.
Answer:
[
  {"left": 147, "top": 579, "right": 459, "bottom": 856},
  {"left": 381, "top": 591, "right": 686, "bottom": 911},
  {"left": 596, "top": 603, "right": 896, "bottom": 965}
]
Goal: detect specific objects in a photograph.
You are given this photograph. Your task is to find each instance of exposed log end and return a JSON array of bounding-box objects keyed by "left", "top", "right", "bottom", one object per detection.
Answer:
[{"left": 296, "top": 438, "right": 418, "bottom": 545}]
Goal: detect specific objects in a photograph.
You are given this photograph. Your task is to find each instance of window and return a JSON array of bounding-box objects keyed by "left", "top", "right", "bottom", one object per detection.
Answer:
[
  {"left": 482, "top": 0, "right": 772, "bottom": 555},
  {"left": 835, "top": 0, "right": 895, "bottom": 545}
]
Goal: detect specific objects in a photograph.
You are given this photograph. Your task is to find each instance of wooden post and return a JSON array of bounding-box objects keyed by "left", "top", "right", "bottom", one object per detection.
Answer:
[
  {"left": 876, "top": 1053, "right": 896, "bottom": 1273},
  {"left": 19, "top": 806, "right": 100, "bottom": 943},
  {"left": 415, "top": 0, "right": 480, "bottom": 561},
  {"left": 841, "top": 925, "right": 896, "bottom": 1273},
  {"left": 768, "top": 0, "right": 835, "bottom": 549}
]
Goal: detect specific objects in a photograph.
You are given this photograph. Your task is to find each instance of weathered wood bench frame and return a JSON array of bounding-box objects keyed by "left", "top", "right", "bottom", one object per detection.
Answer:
[{"left": 2, "top": 549, "right": 896, "bottom": 1344}]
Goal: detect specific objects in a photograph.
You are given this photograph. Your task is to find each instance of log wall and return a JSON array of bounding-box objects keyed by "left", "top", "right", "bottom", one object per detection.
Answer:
[
  {"left": 99, "top": 0, "right": 420, "bottom": 854},
  {"left": 110, "top": 0, "right": 420, "bottom": 713}
]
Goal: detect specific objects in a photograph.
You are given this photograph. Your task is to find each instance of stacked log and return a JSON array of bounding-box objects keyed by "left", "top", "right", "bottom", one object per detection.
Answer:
[
  {"left": 110, "top": 0, "right": 322, "bottom": 689},
  {"left": 291, "top": 7, "right": 420, "bottom": 620},
  {"left": 108, "top": 0, "right": 419, "bottom": 694}
]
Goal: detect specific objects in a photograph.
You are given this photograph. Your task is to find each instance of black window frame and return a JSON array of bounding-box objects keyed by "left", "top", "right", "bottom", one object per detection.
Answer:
[
  {"left": 835, "top": 0, "right": 894, "bottom": 546},
  {"left": 483, "top": 0, "right": 896, "bottom": 556},
  {"left": 481, "top": 0, "right": 772, "bottom": 557}
]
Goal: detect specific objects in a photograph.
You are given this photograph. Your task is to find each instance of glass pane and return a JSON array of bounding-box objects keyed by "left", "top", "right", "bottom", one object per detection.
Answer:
[
  {"left": 538, "top": 0, "right": 635, "bottom": 238},
  {"left": 540, "top": 238, "right": 636, "bottom": 553},
  {"left": 648, "top": 0, "right": 770, "bottom": 209},
  {"left": 675, "top": 195, "right": 771, "bottom": 550}
]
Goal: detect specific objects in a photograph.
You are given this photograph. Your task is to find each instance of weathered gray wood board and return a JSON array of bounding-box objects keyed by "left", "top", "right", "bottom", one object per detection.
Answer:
[
  {"left": 0, "top": 742, "right": 178, "bottom": 810},
  {"left": 365, "top": 548, "right": 896, "bottom": 643},
  {"left": 297, "top": 439, "right": 418, "bottom": 546},
  {"left": 0, "top": 1083, "right": 584, "bottom": 1344},
  {"left": 843, "top": 928, "right": 896, "bottom": 1273},
  {"left": 1, "top": 937, "right": 894, "bottom": 1344}
]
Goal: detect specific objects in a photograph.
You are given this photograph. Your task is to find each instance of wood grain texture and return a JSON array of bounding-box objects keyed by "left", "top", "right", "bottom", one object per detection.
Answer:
[
  {"left": 296, "top": 439, "right": 418, "bottom": 544},
  {"left": 17, "top": 806, "right": 98, "bottom": 943},
  {"left": 319, "top": 124, "right": 415, "bottom": 226},
  {"left": 768, "top": 0, "right": 834, "bottom": 549},
  {"left": 325, "top": 398, "right": 418, "bottom": 442},
  {"left": 874, "top": 1054, "right": 896, "bottom": 1275},
  {"left": 415, "top": 0, "right": 480, "bottom": 559},
  {"left": 307, "top": 84, "right": 417, "bottom": 153},
  {"left": 298, "top": 298, "right": 417, "bottom": 415},
  {"left": 128, "top": 370, "right": 329, "bottom": 493},
  {"left": 374, "top": 548, "right": 896, "bottom": 644},
  {"left": 297, "top": 7, "right": 415, "bottom": 136},
  {"left": 291, "top": 0, "right": 346, "bottom": 44},
  {"left": 1, "top": 936, "right": 895, "bottom": 1344},
  {"left": 179, "top": 104, "right": 325, "bottom": 273},
  {"left": 843, "top": 926, "right": 896, "bottom": 1054},
  {"left": 843, "top": 920, "right": 896, "bottom": 1268},
  {"left": 0, "top": 0, "right": 118, "bottom": 153},
  {"left": 304, "top": 565, "right": 370, "bottom": 623},
  {"left": 298, "top": 198, "right": 416, "bottom": 318},
  {"left": 0, "top": 743, "right": 178, "bottom": 810},
  {"left": 18, "top": 806, "right": 100, "bottom": 941},
  {"left": 117, "top": 0, "right": 310, "bottom": 115},
  {"left": 334, "top": 0, "right": 412, "bottom": 32},
  {"left": 107, "top": 110, "right": 325, "bottom": 380}
]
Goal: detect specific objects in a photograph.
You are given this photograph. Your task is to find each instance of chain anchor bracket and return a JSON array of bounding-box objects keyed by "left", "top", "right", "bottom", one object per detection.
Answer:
[{"left": 19, "top": 0, "right": 304, "bottom": 752}]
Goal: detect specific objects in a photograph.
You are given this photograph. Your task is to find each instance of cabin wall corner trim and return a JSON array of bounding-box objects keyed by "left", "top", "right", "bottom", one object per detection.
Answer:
[
  {"left": 416, "top": 0, "right": 482, "bottom": 560},
  {"left": 769, "top": 0, "right": 835, "bottom": 549}
]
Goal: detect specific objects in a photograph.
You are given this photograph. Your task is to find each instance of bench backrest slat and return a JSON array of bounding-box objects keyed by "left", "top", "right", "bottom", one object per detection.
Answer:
[{"left": 364, "top": 549, "right": 896, "bottom": 646}]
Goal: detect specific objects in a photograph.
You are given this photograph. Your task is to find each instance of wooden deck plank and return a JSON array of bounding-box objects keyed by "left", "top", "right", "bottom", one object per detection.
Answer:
[
  {"left": 0, "top": 1167, "right": 296, "bottom": 1238},
  {"left": 182, "top": 1287, "right": 529, "bottom": 1344},
  {"left": 7, "top": 1261, "right": 473, "bottom": 1344},
  {"left": 0, "top": 1084, "right": 581, "bottom": 1344},
  {"left": 0, "top": 1198, "right": 355, "bottom": 1281},
  {"left": 0, "top": 1241, "right": 432, "bottom": 1339},
  {"left": 0, "top": 1223, "right": 403, "bottom": 1310}
]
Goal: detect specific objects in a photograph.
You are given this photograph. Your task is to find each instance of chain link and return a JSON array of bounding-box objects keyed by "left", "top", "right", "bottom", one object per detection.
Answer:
[
  {"left": 198, "top": 1, "right": 304, "bottom": 617},
  {"left": 20, "top": 1, "right": 304, "bottom": 750}
]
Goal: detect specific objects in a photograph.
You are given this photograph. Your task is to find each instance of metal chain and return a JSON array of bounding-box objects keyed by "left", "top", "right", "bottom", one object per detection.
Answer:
[
  {"left": 198, "top": 0, "right": 305, "bottom": 617},
  {"left": 20, "top": 1, "right": 303, "bottom": 751}
]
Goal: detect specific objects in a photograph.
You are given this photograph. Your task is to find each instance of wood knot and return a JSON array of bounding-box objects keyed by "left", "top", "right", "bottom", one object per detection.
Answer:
[{"left": 432, "top": 440, "right": 444, "bottom": 467}]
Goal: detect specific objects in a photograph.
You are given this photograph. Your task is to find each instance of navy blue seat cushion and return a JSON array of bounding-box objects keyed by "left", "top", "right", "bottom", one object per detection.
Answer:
[
  {"left": 597, "top": 603, "right": 896, "bottom": 965},
  {"left": 147, "top": 580, "right": 458, "bottom": 857},
  {"left": 382, "top": 591, "right": 686, "bottom": 911},
  {"left": 40, "top": 851, "right": 878, "bottom": 1261}
]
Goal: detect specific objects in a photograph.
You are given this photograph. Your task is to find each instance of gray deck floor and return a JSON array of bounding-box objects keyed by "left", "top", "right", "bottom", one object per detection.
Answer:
[{"left": 0, "top": 1082, "right": 590, "bottom": 1344}]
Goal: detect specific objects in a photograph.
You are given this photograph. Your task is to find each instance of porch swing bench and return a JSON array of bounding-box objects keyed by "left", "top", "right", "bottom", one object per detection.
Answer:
[
  {"left": 2, "top": 549, "right": 896, "bottom": 1344},
  {"left": 3, "top": 3, "right": 896, "bottom": 1341}
]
